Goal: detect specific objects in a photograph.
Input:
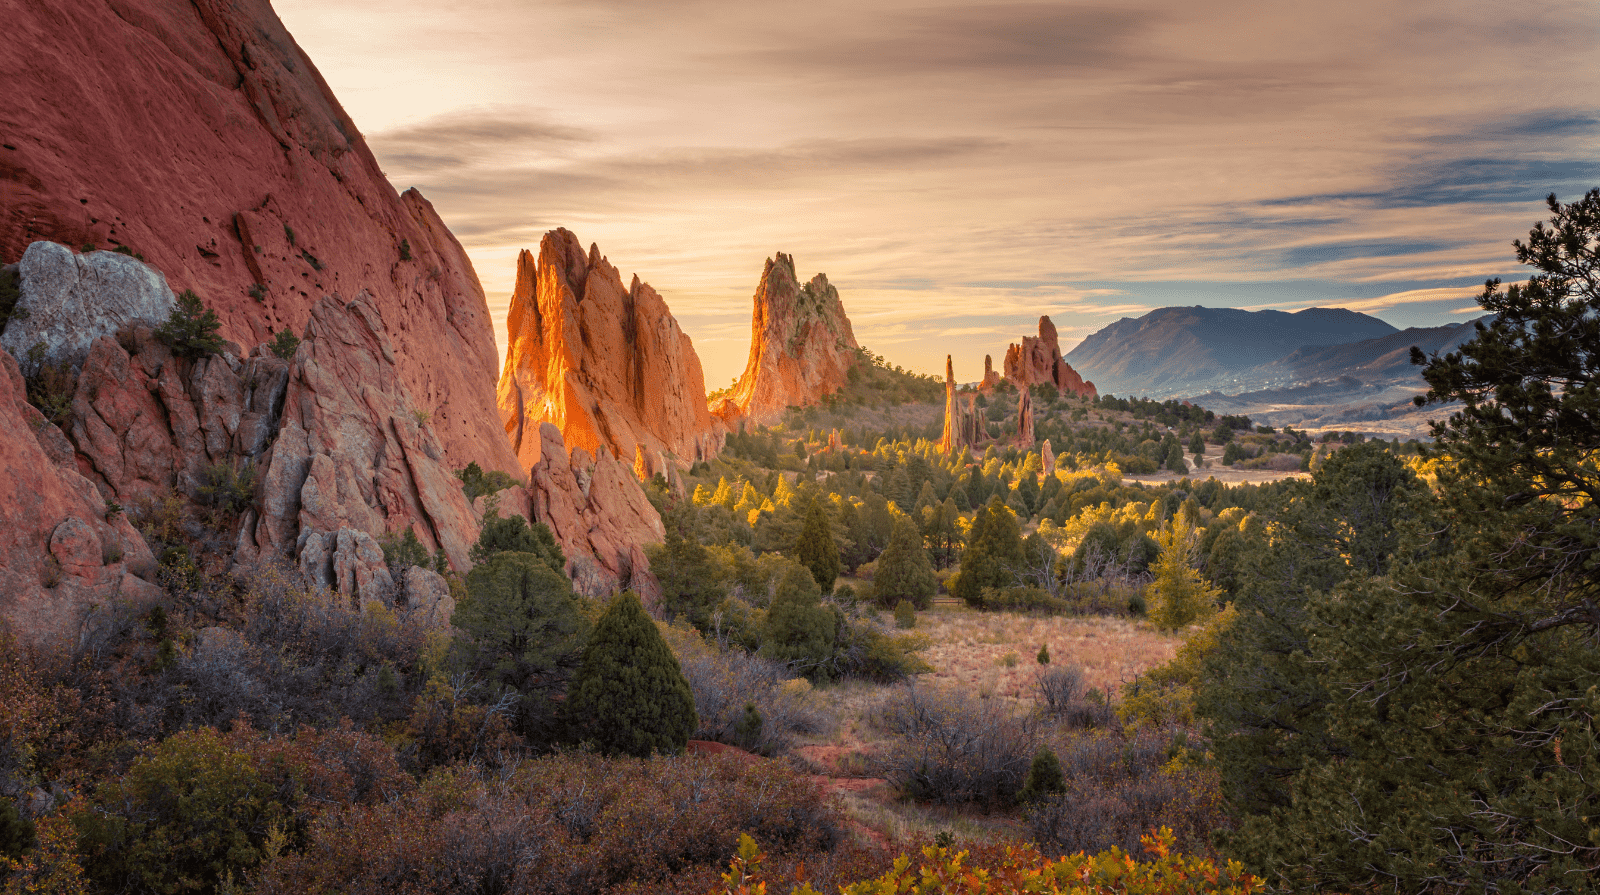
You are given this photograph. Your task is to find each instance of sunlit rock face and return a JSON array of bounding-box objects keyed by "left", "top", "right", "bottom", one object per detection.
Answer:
[
  {"left": 0, "top": 0, "right": 518, "bottom": 480},
  {"left": 1003, "top": 316, "right": 1097, "bottom": 399},
  {"left": 725, "top": 252, "right": 861, "bottom": 423},
  {"left": 497, "top": 229, "right": 724, "bottom": 475},
  {"left": 939, "top": 356, "right": 986, "bottom": 455}
]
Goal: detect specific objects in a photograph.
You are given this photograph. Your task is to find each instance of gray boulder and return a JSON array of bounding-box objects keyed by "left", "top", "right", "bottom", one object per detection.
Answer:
[{"left": 0, "top": 241, "right": 177, "bottom": 369}]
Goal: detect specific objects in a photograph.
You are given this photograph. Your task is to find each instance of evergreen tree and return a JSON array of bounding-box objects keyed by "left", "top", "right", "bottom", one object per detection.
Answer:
[
  {"left": 761, "top": 563, "right": 838, "bottom": 679},
  {"left": 793, "top": 499, "right": 841, "bottom": 592},
  {"left": 451, "top": 553, "right": 589, "bottom": 703},
  {"left": 948, "top": 496, "right": 1024, "bottom": 607},
  {"left": 155, "top": 290, "right": 224, "bottom": 359},
  {"left": 566, "top": 591, "right": 696, "bottom": 757},
  {"left": 1145, "top": 511, "right": 1220, "bottom": 630},
  {"left": 1017, "top": 746, "right": 1065, "bottom": 803},
  {"left": 469, "top": 511, "right": 565, "bottom": 570},
  {"left": 646, "top": 526, "right": 726, "bottom": 630},
  {"left": 872, "top": 516, "right": 938, "bottom": 609}
]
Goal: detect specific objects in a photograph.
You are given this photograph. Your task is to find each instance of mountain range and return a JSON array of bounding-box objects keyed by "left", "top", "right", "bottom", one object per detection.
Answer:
[{"left": 1063, "top": 306, "right": 1484, "bottom": 437}]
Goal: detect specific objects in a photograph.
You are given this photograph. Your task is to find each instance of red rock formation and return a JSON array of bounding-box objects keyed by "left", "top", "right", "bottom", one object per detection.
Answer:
[
  {"left": 523, "top": 422, "right": 664, "bottom": 600},
  {"left": 939, "top": 356, "right": 986, "bottom": 455},
  {"left": 0, "top": 0, "right": 517, "bottom": 479},
  {"left": 1042, "top": 440, "right": 1056, "bottom": 478},
  {"left": 726, "top": 253, "right": 860, "bottom": 422},
  {"left": 0, "top": 348, "right": 161, "bottom": 643},
  {"left": 979, "top": 355, "right": 1003, "bottom": 392},
  {"left": 1002, "top": 316, "right": 1097, "bottom": 399},
  {"left": 498, "top": 230, "right": 723, "bottom": 474},
  {"left": 1017, "top": 388, "right": 1036, "bottom": 445},
  {"left": 242, "top": 294, "right": 482, "bottom": 573}
]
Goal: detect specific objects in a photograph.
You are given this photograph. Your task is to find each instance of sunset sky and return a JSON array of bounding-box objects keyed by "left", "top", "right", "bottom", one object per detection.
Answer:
[{"left": 274, "top": 0, "right": 1600, "bottom": 388}]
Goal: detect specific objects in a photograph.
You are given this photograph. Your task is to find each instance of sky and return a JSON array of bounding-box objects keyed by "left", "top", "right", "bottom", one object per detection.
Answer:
[{"left": 274, "top": 0, "right": 1600, "bottom": 388}]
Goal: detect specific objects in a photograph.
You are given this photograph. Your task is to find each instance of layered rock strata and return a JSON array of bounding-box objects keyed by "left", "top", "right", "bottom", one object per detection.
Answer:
[
  {"left": 1003, "top": 316, "right": 1097, "bottom": 399},
  {"left": 0, "top": 0, "right": 518, "bottom": 479},
  {"left": 726, "top": 253, "right": 860, "bottom": 422},
  {"left": 498, "top": 230, "right": 723, "bottom": 473}
]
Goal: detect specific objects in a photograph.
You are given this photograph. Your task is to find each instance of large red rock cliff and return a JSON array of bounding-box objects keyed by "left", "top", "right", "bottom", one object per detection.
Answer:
[
  {"left": 497, "top": 229, "right": 723, "bottom": 473},
  {"left": 725, "top": 253, "right": 860, "bottom": 423},
  {"left": 0, "top": 0, "right": 517, "bottom": 478},
  {"left": 1002, "top": 316, "right": 1097, "bottom": 399}
]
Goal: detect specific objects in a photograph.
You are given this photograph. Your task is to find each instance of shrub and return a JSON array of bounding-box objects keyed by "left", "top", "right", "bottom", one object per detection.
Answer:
[
  {"left": 398, "top": 238, "right": 412, "bottom": 261},
  {"left": 0, "top": 796, "right": 34, "bottom": 860},
  {"left": 267, "top": 328, "right": 299, "bottom": 360},
  {"left": 760, "top": 565, "right": 838, "bottom": 679},
  {"left": 566, "top": 591, "right": 696, "bottom": 757},
  {"left": 0, "top": 267, "right": 25, "bottom": 329},
  {"left": 71, "top": 728, "right": 289, "bottom": 895},
  {"left": 870, "top": 685, "right": 1038, "bottom": 807},
  {"left": 22, "top": 344, "right": 75, "bottom": 426},
  {"left": 659, "top": 624, "right": 827, "bottom": 756},
  {"left": 468, "top": 512, "right": 563, "bottom": 570},
  {"left": 155, "top": 289, "right": 225, "bottom": 359},
  {"left": 1026, "top": 730, "right": 1225, "bottom": 858},
  {"left": 454, "top": 461, "right": 520, "bottom": 503},
  {"left": 893, "top": 599, "right": 916, "bottom": 629},
  {"left": 195, "top": 460, "right": 255, "bottom": 514},
  {"left": 1018, "top": 746, "right": 1066, "bottom": 803},
  {"left": 380, "top": 527, "right": 430, "bottom": 571},
  {"left": 732, "top": 703, "right": 763, "bottom": 749},
  {"left": 249, "top": 752, "right": 842, "bottom": 895},
  {"left": 722, "top": 828, "right": 1262, "bottom": 895}
]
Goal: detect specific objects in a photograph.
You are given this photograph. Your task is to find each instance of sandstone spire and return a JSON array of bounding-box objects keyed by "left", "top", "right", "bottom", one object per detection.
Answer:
[
  {"left": 1002, "top": 316, "right": 1097, "bottom": 399},
  {"left": 1017, "top": 386, "right": 1036, "bottom": 444},
  {"left": 980, "top": 354, "right": 1003, "bottom": 391},
  {"left": 498, "top": 229, "right": 724, "bottom": 473},
  {"left": 725, "top": 253, "right": 861, "bottom": 422},
  {"left": 939, "top": 356, "right": 986, "bottom": 455}
]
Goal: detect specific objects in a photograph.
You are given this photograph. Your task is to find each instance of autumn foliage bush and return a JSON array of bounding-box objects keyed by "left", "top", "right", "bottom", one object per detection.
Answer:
[
  {"left": 714, "top": 828, "right": 1263, "bottom": 895},
  {"left": 249, "top": 751, "right": 842, "bottom": 895}
]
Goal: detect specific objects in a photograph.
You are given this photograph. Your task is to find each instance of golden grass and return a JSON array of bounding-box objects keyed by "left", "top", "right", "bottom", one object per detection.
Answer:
[{"left": 915, "top": 606, "right": 1183, "bottom": 705}]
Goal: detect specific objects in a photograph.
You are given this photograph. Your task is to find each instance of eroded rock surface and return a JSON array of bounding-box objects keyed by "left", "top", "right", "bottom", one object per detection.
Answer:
[
  {"left": 1002, "top": 316, "right": 1096, "bottom": 399},
  {"left": 524, "top": 422, "right": 663, "bottom": 601},
  {"left": 498, "top": 230, "right": 723, "bottom": 472},
  {"left": 0, "top": 242, "right": 178, "bottom": 368},
  {"left": 725, "top": 253, "right": 860, "bottom": 423},
  {"left": 0, "top": 347, "right": 160, "bottom": 643}
]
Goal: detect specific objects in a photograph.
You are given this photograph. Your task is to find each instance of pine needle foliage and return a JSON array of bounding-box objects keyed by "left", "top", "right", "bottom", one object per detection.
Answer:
[{"left": 566, "top": 591, "right": 695, "bottom": 757}]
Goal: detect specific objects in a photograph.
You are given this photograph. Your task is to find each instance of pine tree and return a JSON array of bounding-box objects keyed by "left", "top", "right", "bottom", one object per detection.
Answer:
[
  {"left": 761, "top": 563, "right": 838, "bottom": 679},
  {"left": 646, "top": 526, "right": 726, "bottom": 630},
  {"left": 872, "top": 515, "right": 937, "bottom": 609},
  {"left": 949, "top": 496, "right": 1023, "bottom": 607},
  {"left": 793, "top": 499, "right": 841, "bottom": 593},
  {"left": 1017, "top": 746, "right": 1065, "bottom": 803},
  {"left": 1145, "top": 511, "right": 1221, "bottom": 630},
  {"left": 566, "top": 591, "right": 696, "bottom": 757},
  {"left": 452, "top": 552, "right": 589, "bottom": 703}
]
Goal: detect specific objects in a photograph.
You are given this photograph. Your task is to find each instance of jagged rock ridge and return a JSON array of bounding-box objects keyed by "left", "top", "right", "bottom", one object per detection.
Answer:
[
  {"left": 724, "top": 253, "right": 860, "bottom": 422},
  {"left": 498, "top": 229, "right": 723, "bottom": 474},
  {"left": 1003, "top": 316, "right": 1096, "bottom": 399},
  {"left": 939, "top": 356, "right": 986, "bottom": 454}
]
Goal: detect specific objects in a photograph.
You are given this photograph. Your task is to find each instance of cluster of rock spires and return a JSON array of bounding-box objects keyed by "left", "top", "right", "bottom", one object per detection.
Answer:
[
  {"left": 939, "top": 316, "right": 1096, "bottom": 455},
  {"left": 497, "top": 229, "right": 725, "bottom": 475},
  {"left": 1000, "top": 316, "right": 1097, "bottom": 399}
]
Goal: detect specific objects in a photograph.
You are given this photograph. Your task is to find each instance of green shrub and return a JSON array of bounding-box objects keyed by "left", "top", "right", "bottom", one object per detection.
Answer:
[
  {"left": 267, "top": 328, "right": 299, "bottom": 360},
  {"left": 566, "top": 591, "right": 696, "bottom": 757},
  {"left": 454, "top": 461, "right": 520, "bottom": 502},
  {"left": 0, "top": 795, "right": 34, "bottom": 860},
  {"left": 72, "top": 728, "right": 288, "bottom": 895},
  {"left": 0, "top": 267, "right": 25, "bottom": 329},
  {"left": 451, "top": 552, "right": 589, "bottom": 712},
  {"left": 398, "top": 238, "right": 412, "bottom": 261},
  {"left": 379, "top": 527, "right": 430, "bottom": 571},
  {"left": 794, "top": 499, "right": 841, "bottom": 592},
  {"left": 247, "top": 282, "right": 267, "bottom": 302},
  {"left": 469, "top": 511, "right": 564, "bottom": 570},
  {"left": 893, "top": 599, "right": 917, "bottom": 629},
  {"left": 22, "top": 343, "right": 75, "bottom": 426},
  {"left": 872, "top": 516, "right": 937, "bottom": 609},
  {"left": 760, "top": 564, "right": 838, "bottom": 680},
  {"left": 155, "top": 289, "right": 224, "bottom": 359},
  {"left": 195, "top": 460, "right": 255, "bottom": 514},
  {"left": 732, "top": 702, "right": 764, "bottom": 749},
  {"left": 1018, "top": 746, "right": 1066, "bottom": 802}
]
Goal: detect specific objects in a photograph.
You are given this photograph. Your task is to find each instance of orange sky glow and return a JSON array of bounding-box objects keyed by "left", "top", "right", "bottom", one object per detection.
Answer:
[{"left": 274, "top": 0, "right": 1600, "bottom": 389}]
